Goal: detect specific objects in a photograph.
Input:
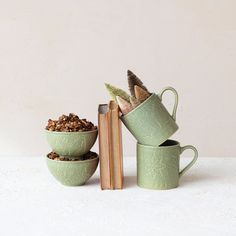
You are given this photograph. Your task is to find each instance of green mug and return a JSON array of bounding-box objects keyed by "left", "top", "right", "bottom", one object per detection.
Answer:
[
  {"left": 137, "top": 140, "right": 198, "bottom": 190},
  {"left": 121, "top": 87, "right": 179, "bottom": 146}
]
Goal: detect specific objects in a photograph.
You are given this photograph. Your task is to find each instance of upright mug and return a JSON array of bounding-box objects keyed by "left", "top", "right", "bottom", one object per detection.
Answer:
[
  {"left": 137, "top": 140, "right": 198, "bottom": 190},
  {"left": 121, "top": 87, "right": 178, "bottom": 146}
]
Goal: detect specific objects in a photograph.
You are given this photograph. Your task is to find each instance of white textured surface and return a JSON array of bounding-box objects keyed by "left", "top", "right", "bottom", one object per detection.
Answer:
[{"left": 0, "top": 157, "right": 236, "bottom": 236}]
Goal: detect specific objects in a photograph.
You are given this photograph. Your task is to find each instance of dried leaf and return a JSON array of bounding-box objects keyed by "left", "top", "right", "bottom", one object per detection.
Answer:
[
  {"left": 130, "top": 96, "right": 141, "bottom": 108},
  {"left": 116, "top": 96, "right": 132, "bottom": 115},
  {"left": 127, "top": 70, "right": 149, "bottom": 96},
  {"left": 134, "top": 85, "right": 150, "bottom": 102},
  {"left": 105, "top": 83, "right": 130, "bottom": 102}
]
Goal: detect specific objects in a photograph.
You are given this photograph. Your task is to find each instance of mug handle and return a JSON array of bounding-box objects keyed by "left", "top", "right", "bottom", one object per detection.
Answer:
[
  {"left": 158, "top": 87, "right": 178, "bottom": 121},
  {"left": 179, "top": 145, "right": 198, "bottom": 178}
]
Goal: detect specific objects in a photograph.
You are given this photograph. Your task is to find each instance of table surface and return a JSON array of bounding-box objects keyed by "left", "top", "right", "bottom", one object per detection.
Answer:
[{"left": 0, "top": 156, "right": 235, "bottom": 236}]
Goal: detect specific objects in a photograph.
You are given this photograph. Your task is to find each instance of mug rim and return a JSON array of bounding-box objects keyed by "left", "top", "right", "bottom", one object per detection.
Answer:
[
  {"left": 121, "top": 93, "right": 157, "bottom": 119},
  {"left": 137, "top": 139, "right": 180, "bottom": 149}
]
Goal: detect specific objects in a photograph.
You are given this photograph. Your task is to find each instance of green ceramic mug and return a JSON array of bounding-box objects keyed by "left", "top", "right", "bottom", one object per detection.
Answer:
[
  {"left": 137, "top": 140, "right": 198, "bottom": 190},
  {"left": 121, "top": 87, "right": 178, "bottom": 146}
]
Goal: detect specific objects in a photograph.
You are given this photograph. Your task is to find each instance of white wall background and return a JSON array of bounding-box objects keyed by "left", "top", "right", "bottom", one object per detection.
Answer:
[{"left": 0, "top": 0, "right": 236, "bottom": 157}]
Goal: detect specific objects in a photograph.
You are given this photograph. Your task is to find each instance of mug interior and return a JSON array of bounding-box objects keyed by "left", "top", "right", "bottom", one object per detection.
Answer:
[
  {"left": 137, "top": 139, "right": 179, "bottom": 148},
  {"left": 160, "top": 139, "right": 179, "bottom": 147},
  {"left": 121, "top": 93, "right": 155, "bottom": 118}
]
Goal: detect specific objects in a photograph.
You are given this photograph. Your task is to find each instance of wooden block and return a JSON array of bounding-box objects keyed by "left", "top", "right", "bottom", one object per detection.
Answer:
[{"left": 98, "top": 102, "right": 123, "bottom": 190}]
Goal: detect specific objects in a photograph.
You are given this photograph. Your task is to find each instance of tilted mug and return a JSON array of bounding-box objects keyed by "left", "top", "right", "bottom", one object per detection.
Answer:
[{"left": 121, "top": 87, "right": 178, "bottom": 146}]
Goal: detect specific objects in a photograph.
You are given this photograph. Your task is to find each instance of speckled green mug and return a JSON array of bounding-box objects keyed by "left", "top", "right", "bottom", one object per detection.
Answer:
[
  {"left": 137, "top": 140, "right": 198, "bottom": 190},
  {"left": 121, "top": 87, "right": 178, "bottom": 146}
]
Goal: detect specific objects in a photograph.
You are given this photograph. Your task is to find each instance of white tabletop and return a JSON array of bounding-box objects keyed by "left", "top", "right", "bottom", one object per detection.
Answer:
[{"left": 0, "top": 156, "right": 235, "bottom": 236}]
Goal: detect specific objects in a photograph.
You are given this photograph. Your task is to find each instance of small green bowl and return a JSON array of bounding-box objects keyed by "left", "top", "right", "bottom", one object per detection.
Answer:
[
  {"left": 45, "top": 129, "right": 98, "bottom": 156},
  {"left": 46, "top": 152, "right": 99, "bottom": 186}
]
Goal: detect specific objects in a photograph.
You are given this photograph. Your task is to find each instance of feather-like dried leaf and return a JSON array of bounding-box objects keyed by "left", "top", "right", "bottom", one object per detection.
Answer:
[
  {"left": 130, "top": 96, "right": 141, "bottom": 108},
  {"left": 116, "top": 96, "right": 132, "bottom": 115},
  {"left": 127, "top": 70, "right": 149, "bottom": 96},
  {"left": 134, "top": 85, "right": 150, "bottom": 102},
  {"left": 105, "top": 83, "right": 130, "bottom": 102}
]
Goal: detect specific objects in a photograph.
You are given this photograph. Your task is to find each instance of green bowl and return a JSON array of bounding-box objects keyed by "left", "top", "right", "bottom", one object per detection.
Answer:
[
  {"left": 46, "top": 153, "right": 99, "bottom": 186},
  {"left": 45, "top": 129, "right": 98, "bottom": 156}
]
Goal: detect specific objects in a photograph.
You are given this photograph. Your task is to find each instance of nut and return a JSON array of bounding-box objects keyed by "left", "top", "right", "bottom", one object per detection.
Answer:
[{"left": 45, "top": 113, "right": 97, "bottom": 132}]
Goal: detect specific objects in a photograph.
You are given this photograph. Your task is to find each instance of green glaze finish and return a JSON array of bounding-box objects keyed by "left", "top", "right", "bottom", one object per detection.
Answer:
[
  {"left": 121, "top": 87, "right": 179, "bottom": 146},
  {"left": 137, "top": 140, "right": 198, "bottom": 190},
  {"left": 45, "top": 129, "right": 98, "bottom": 156},
  {"left": 46, "top": 154, "right": 99, "bottom": 186}
]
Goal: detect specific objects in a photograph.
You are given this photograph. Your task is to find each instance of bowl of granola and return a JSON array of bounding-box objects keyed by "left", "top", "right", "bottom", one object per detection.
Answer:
[
  {"left": 46, "top": 151, "right": 99, "bottom": 186},
  {"left": 45, "top": 113, "right": 98, "bottom": 156}
]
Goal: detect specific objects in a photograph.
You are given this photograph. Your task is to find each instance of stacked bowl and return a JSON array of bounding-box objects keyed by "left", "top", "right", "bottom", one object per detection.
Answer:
[{"left": 45, "top": 115, "right": 99, "bottom": 186}]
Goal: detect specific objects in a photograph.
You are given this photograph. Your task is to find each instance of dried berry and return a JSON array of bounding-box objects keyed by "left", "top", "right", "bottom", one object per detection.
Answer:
[{"left": 45, "top": 113, "right": 97, "bottom": 132}]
